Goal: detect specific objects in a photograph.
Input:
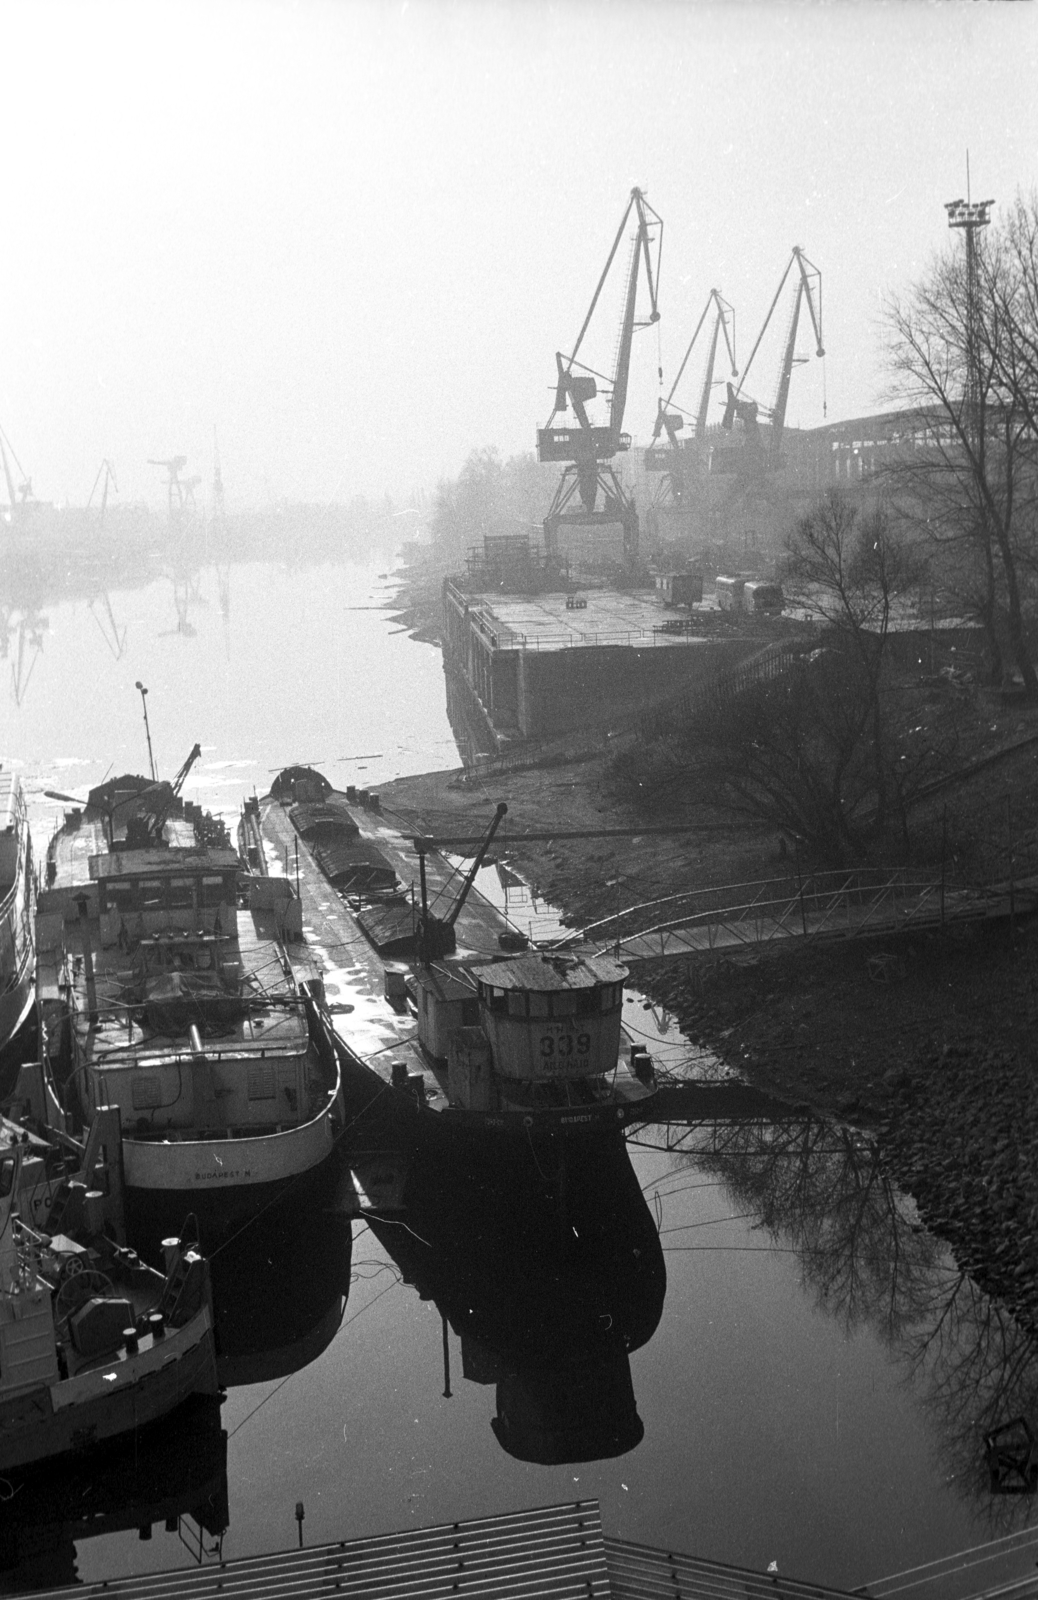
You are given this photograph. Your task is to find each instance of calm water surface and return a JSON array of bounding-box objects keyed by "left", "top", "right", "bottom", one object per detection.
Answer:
[{"left": 1, "top": 554, "right": 1035, "bottom": 1593}]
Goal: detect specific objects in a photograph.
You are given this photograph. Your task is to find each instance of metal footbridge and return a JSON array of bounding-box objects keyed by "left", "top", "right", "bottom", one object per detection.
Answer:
[{"left": 553, "top": 864, "right": 1038, "bottom": 964}]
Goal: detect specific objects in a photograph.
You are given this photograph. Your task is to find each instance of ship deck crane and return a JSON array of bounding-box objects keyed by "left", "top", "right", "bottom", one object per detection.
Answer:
[
  {"left": 644, "top": 289, "right": 736, "bottom": 508},
  {"left": 416, "top": 802, "right": 508, "bottom": 961},
  {"left": 720, "top": 247, "right": 823, "bottom": 470},
  {"left": 537, "top": 189, "right": 662, "bottom": 563}
]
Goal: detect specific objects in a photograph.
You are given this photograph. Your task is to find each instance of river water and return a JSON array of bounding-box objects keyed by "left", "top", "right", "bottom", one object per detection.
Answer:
[{"left": 2, "top": 551, "right": 1036, "bottom": 1594}]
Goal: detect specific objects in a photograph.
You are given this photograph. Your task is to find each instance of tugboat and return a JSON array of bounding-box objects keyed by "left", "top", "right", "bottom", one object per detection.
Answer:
[
  {"left": 0, "top": 1140, "right": 219, "bottom": 1472},
  {"left": 35, "top": 752, "right": 344, "bottom": 1248},
  {"left": 255, "top": 771, "right": 657, "bottom": 1140},
  {"left": 0, "top": 768, "right": 35, "bottom": 1070}
]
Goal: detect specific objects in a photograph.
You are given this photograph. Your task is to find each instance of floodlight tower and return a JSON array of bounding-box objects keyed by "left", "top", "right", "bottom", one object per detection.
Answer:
[{"left": 945, "top": 187, "right": 994, "bottom": 451}]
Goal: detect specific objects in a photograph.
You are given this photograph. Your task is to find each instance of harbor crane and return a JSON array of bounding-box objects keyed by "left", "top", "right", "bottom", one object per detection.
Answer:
[
  {"left": 148, "top": 455, "right": 190, "bottom": 524},
  {"left": 0, "top": 426, "right": 34, "bottom": 520},
  {"left": 644, "top": 288, "right": 737, "bottom": 508},
  {"left": 537, "top": 188, "right": 662, "bottom": 563},
  {"left": 718, "top": 246, "right": 824, "bottom": 471},
  {"left": 86, "top": 458, "right": 118, "bottom": 525}
]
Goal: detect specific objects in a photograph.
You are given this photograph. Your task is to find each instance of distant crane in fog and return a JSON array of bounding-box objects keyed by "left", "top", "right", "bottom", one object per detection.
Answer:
[
  {"left": 720, "top": 246, "right": 825, "bottom": 470},
  {"left": 148, "top": 454, "right": 190, "bottom": 524},
  {"left": 0, "top": 426, "right": 35, "bottom": 519},
  {"left": 645, "top": 288, "right": 738, "bottom": 508},
  {"left": 86, "top": 458, "right": 118, "bottom": 525}
]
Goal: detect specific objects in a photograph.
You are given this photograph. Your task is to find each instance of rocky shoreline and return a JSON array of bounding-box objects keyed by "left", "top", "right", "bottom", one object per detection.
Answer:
[{"left": 376, "top": 751, "right": 1038, "bottom": 1334}]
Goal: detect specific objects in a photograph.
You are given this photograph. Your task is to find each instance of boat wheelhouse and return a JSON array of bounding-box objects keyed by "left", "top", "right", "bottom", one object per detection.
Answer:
[
  {"left": 257, "top": 772, "right": 659, "bottom": 1138},
  {"left": 35, "top": 775, "right": 343, "bottom": 1247},
  {"left": 414, "top": 951, "right": 654, "bottom": 1124}
]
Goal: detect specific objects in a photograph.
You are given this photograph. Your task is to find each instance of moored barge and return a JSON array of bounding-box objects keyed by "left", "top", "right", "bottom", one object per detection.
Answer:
[
  {"left": 35, "top": 764, "right": 344, "bottom": 1248},
  {"left": 250, "top": 770, "right": 656, "bottom": 1139}
]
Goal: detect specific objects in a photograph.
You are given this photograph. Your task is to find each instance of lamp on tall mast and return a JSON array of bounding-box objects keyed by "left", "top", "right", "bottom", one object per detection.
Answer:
[{"left": 945, "top": 179, "right": 994, "bottom": 453}]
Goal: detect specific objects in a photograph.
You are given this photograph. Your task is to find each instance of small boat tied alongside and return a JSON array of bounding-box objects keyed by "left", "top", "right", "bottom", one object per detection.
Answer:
[
  {"left": 248, "top": 767, "right": 657, "bottom": 1138},
  {"left": 0, "top": 1126, "right": 218, "bottom": 1473},
  {"left": 32, "top": 758, "right": 345, "bottom": 1249}
]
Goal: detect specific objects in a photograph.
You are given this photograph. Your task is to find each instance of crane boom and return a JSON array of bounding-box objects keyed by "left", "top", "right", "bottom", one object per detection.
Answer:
[
  {"left": 608, "top": 193, "right": 662, "bottom": 446},
  {"left": 0, "top": 435, "right": 17, "bottom": 515},
  {"left": 770, "top": 247, "right": 824, "bottom": 459},
  {"left": 695, "top": 294, "right": 737, "bottom": 437},
  {"left": 722, "top": 247, "right": 823, "bottom": 465}
]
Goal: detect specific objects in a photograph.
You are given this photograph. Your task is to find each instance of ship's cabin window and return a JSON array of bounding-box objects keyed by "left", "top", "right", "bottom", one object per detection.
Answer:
[
  {"left": 200, "top": 875, "right": 227, "bottom": 907},
  {"left": 0, "top": 1156, "right": 14, "bottom": 1198},
  {"left": 139, "top": 880, "right": 165, "bottom": 910},
  {"left": 105, "top": 881, "right": 136, "bottom": 913},
  {"left": 144, "top": 940, "right": 214, "bottom": 973},
  {"left": 168, "top": 878, "right": 195, "bottom": 911},
  {"left": 486, "top": 987, "right": 601, "bottom": 1020},
  {"left": 599, "top": 983, "right": 623, "bottom": 1011}
]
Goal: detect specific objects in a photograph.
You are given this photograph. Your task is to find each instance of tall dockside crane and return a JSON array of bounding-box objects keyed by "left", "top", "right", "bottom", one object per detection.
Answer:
[
  {"left": 719, "top": 247, "right": 824, "bottom": 470},
  {"left": 644, "top": 288, "right": 737, "bottom": 508},
  {"left": 149, "top": 455, "right": 190, "bottom": 526},
  {"left": 537, "top": 188, "right": 662, "bottom": 563}
]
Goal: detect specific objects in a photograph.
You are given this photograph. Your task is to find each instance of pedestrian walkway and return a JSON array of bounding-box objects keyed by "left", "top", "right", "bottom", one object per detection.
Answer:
[{"left": 552, "top": 866, "right": 1038, "bottom": 964}]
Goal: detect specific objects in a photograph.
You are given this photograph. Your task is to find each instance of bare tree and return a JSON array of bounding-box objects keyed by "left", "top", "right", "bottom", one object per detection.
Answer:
[
  {"left": 885, "top": 211, "right": 1038, "bottom": 695},
  {"left": 782, "top": 491, "right": 926, "bottom": 841}
]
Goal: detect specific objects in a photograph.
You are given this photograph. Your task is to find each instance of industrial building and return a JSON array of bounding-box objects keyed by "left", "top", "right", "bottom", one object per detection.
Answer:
[{"left": 442, "top": 572, "right": 762, "bottom": 746}]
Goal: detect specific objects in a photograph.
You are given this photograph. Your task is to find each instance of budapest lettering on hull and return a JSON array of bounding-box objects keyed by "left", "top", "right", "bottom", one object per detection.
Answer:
[{"left": 194, "top": 1168, "right": 253, "bottom": 1183}]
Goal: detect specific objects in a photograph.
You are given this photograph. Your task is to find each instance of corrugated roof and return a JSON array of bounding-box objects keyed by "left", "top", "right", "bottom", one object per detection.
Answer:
[
  {"left": 470, "top": 952, "right": 627, "bottom": 991},
  {"left": 11, "top": 1501, "right": 612, "bottom": 1600},
  {"left": 603, "top": 1537, "right": 855, "bottom": 1600}
]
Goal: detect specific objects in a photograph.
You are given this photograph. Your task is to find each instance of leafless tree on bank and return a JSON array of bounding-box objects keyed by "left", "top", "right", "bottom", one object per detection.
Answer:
[{"left": 885, "top": 196, "right": 1038, "bottom": 695}]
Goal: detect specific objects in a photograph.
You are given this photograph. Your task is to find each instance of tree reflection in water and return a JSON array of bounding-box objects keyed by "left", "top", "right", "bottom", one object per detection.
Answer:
[{"left": 633, "top": 1115, "right": 1038, "bottom": 1529}]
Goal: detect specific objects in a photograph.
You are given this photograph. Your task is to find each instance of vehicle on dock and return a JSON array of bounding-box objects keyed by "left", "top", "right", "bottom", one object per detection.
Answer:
[
  {"left": 34, "top": 760, "right": 345, "bottom": 1249},
  {"left": 258, "top": 768, "right": 657, "bottom": 1138},
  {"left": 0, "top": 1139, "right": 219, "bottom": 1472},
  {"left": 0, "top": 769, "right": 36, "bottom": 1071}
]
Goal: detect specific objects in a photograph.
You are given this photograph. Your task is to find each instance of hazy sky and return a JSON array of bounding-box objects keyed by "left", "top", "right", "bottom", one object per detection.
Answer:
[{"left": 1, "top": 0, "right": 1035, "bottom": 511}]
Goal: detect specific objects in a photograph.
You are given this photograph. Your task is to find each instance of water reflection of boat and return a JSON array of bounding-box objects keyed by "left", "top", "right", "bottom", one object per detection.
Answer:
[
  {"left": 35, "top": 767, "right": 345, "bottom": 1250},
  {"left": 0, "top": 771, "right": 34, "bottom": 1071},
  {"left": 211, "top": 1192, "right": 354, "bottom": 1387},
  {"left": 0, "top": 1393, "right": 228, "bottom": 1593},
  {"left": 363, "top": 1129, "right": 665, "bottom": 1463},
  {"left": 251, "top": 770, "right": 657, "bottom": 1140}
]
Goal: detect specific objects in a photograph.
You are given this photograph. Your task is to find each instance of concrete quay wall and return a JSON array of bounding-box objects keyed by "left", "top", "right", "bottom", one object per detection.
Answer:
[{"left": 514, "top": 637, "right": 749, "bottom": 738}]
